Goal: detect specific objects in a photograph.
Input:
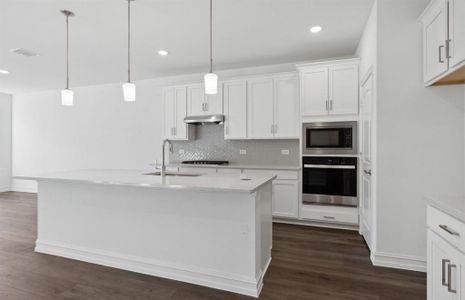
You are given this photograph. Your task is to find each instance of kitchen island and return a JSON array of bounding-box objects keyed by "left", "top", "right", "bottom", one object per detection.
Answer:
[{"left": 17, "top": 169, "right": 275, "bottom": 297}]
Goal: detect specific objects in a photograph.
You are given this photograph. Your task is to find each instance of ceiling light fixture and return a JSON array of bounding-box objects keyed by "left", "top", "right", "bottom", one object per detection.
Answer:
[
  {"left": 204, "top": 0, "right": 217, "bottom": 95},
  {"left": 61, "top": 10, "right": 75, "bottom": 106},
  {"left": 158, "top": 50, "right": 169, "bottom": 56},
  {"left": 310, "top": 26, "right": 322, "bottom": 33},
  {"left": 122, "top": 0, "right": 136, "bottom": 102},
  {"left": 0, "top": 69, "right": 9, "bottom": 75}
]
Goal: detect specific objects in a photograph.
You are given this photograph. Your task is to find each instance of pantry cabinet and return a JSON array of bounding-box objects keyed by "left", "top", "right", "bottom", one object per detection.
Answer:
[
  {"left": 187, "top": 83, "right": 223, "bottom": 116},
  {"left": 247, "top": 73, "right": 299, "bottom": 139},
  {"left": 420, "top": 0, "right": 465, "bottom": 85},
  {"left": 297, "top": 59, "right": 359, "bottom": 117},
  {"left": 162, "top": 86, "right": 192, "bottom": 140},
  {"left": 223, "top": 79, "right": 247, "bottom": 139}
]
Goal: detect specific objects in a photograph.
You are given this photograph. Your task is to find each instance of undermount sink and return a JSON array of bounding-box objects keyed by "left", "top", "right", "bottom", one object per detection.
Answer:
[{"left": 144, "top": 171, "right": 201, "bottom": 177}]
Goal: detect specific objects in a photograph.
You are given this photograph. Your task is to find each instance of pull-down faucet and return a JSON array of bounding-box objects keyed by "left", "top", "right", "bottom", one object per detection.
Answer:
[{"left": 161, "top": 139, "right": 173, "bottom": 177}]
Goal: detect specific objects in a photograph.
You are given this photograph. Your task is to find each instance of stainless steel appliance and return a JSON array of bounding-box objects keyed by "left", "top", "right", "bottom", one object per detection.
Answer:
[
  {"left": 184, "top": 114, "right": 225, "bottom": 125},
  {"left": 302, "top": 121, "right": 357, "bottom": 155},
  {"left": 302, "top": 156, "right": 357, "bottom": 207}
]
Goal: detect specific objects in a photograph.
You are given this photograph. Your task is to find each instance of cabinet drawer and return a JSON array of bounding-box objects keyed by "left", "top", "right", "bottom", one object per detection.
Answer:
[
  {"left": 243, "top": 169, "right": 298, "bottom": 180},
  {"left": 301, "top": 205, "right": 358, "bottom": 225},
  {"left": 428, "top": 205, "right": 465, "bottom": 251}
]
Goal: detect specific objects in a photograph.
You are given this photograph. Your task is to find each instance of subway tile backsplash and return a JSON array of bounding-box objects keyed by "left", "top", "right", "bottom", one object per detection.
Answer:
[{"left": 170, "top": 125, "right": 299, "bottom": 166}]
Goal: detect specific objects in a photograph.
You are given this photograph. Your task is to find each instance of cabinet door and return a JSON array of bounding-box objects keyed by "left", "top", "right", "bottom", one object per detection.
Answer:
[
  {"left": 274, "top": 74, "right": 299, "bottom": 138},
  {"left": 223, "top": 80, "right": 247, "bottom": 139},
  {"left": 174, "top": 87, "right": 188, "bottom": 140},
  {"left": 329, "top": 64, "right": 359, "bottom": 115},
  {"left": 272, "top": 180, "right": 298, "bottom": 219},
  {"left": 163, "top": 87, "right": 175, "bottom": 139},
  {"left": 300, "top": 68, "right": 329, "bottom": 116},
  {"left": 449, "top": 0, "right": 465, "bottom": 69},
  {"left": 206, "top": 85, "right": 223, "bottom": 114},
  {"left": 423, "top": 0, "right": 449, "bottom": 83},
  {"left": 187, "top": 84, "right": 205, "bottom": 116},
  {"left": 247, "top": 77, "right": 274, "bottom": 139},
  {"left": 428, "top": 230, "right": 462, "bottom": 300}
]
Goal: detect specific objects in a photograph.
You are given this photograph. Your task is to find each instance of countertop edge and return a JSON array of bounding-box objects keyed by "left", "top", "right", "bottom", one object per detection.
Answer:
[{"left": 425, "top": 195, "right": 465, "bottom": 223}]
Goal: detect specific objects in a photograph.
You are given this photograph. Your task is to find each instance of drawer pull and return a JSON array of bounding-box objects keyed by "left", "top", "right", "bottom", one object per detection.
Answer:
[
  {"left": 442, "top": 259, "right": 450, "bottom": 286},
  {"left": 448, "top": 263, "right": 457, "bottom": 293},
  {"left": 439, "top": 225, "right": 460, "bottom": 236},
  {"left": 323, "top": 216, "right": 335, "bottom": 220}
]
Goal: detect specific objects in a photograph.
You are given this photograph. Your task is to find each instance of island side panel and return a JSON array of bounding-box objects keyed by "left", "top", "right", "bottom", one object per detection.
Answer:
[
  {"left": 35, "top": 180, "right": 263, "bottom": 297},
  {"left": 253, "top": 181, "right": 272, "bottom": 283}
]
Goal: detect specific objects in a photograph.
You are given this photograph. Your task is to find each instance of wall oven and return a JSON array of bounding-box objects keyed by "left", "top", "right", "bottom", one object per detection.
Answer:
[
  {"left": 302, "top": 156, "right": 357, "bottom": 207},
  {"left": 302, "top": 121, "right": 357, "bottom": 155}
]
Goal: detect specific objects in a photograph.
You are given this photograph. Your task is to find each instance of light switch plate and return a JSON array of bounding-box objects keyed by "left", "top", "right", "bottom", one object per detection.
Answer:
[
  {"left": 239, "top": 149, "right": 247, "bottom": 155},
  {"left": 281, "top": 149, "right": 290, "bottom": 155},
  {"left": 179, "top": 149, "right": 185, "bottom": 154}
]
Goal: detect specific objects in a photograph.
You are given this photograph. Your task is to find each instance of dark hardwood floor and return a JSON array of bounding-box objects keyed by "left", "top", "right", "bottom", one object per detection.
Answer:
[{"left": 0, "top": 192, "right": 426, "bottom": 300}]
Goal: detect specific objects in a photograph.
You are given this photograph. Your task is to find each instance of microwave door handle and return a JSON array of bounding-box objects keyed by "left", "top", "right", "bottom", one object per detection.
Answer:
[{"left": 303, "top": 164, "right": 356, "bottom": 170}]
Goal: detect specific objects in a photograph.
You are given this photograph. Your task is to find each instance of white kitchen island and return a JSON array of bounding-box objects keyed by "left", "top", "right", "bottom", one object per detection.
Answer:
[{"left": 17, "top": 169, "right": 275, "bottom": 297}]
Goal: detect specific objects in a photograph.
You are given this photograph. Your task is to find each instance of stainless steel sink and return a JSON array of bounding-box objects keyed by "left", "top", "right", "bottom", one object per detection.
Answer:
[{"left": 144, "top": 171, "right": 201, "bottom": 177}]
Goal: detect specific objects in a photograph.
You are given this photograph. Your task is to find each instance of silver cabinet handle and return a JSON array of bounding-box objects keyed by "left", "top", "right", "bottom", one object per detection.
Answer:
[
  {"left": 323, "top": 216, "right": 335, "bottom": 220},
  {"left": 325, "top": 100, "right": 329, "bottom": 111},
  {"left": 274, "top": 124, "right": 278, "bottom": 134},
  {"left": 201, "top": 103, "right": 205, "bottom": 111},
  {"left": 329, "top": 100, "right": 333, "bottom": 111},
  {"left": 363, "top": 169, "right": 372, "bottom": 176},
  {"left": 446, "top": 39, "right": 452, "bottom": 59},
  {"left": 442, "top": 259, "right": 450, "bottom": 286},
  {"left": 439, "top": 45, "right": 445, "bottom": 63},
  {"left": 205, "top": 103, "right": 208, "bottom": 112},
  {"left": 304, "top": 164, "right": 356, "bottom": 170},
  {"left": 448, "top": 263, "right": 457, "bottom": 293},
  {"left": 439, "top": 225, "right": 460, "bottom": 236}
]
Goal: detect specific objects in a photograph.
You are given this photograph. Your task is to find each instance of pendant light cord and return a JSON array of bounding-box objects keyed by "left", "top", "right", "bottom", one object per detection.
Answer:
[
  {"left": 128, "top": 0, "right": 131, "bottom": 83},
  {"left": 209, "top": 0, "right": 213, "bottom": 73},
  {"left": 66, "top": 14, "right": 70, "bottom": 89}
]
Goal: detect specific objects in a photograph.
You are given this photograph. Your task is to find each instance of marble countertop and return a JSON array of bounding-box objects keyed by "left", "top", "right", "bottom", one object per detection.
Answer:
[
  {"left": 426, "top": 195, "right": 465, "bottom": 222},
  {"left": 168, "top": 163, "right": 301, "bottom": 171},
  {"left": 15, "top": 169, "right": 277, "bottom": 194}
]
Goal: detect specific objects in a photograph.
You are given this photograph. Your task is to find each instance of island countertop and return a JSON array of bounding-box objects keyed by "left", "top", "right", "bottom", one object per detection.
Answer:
[
  {"left": 15, "top": 169, "right": 277, "bottom": 194},
  {"left": 426, "top": 195, "right": 465, "bottom": 223}
]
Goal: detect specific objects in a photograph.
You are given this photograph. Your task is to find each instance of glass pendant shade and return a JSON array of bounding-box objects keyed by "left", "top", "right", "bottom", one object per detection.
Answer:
[
  {"left": 204, "top": 73, "right": 218, "bottom": 95},
  {"left": 122, "top": 82, "right": 136, "bottom": 102},
  {"left": 61, "top": 89, "right": 74, "bottom": 106}
]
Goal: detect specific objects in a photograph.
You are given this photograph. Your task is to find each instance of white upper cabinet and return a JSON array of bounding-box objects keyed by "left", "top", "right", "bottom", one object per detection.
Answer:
[
  {"left": 223, "top": 80, "right": 247, "bottom": 139},
  {"left": 247, "top": 77, "right": 275, "bottom": 139},
  {"left": 448, "top": 0, "right": 465, "bottom": 68},
  {"left": 163, "top": 86, "right": 192, "bottom": 140},
  {"left": 421, "top": 0, "right": 449, "bottom": 83},
  {"left": 247, "top": 73, "right": 300, "bottom": 139},
  {"left": 187, "top": 83, "right": 223, "bottom": 116},
  {"left": 420, "top": 0, "right": 465, "bottom": 85},
  {"left": 299, "top": 68, "right": 329, "bottom": 116},
  {"left": 298, "top": 59, "right": 359, "bottom": 117},
  {"left": 273, "top": 74, "right": 299, "bottom": 138}
]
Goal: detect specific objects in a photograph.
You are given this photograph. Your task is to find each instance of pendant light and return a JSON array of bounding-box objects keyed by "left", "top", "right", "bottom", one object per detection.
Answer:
[
  {"left": 122, "top": 0, "right": 136, "bottom": 102},
  {"left": 204, "top": 0, "right": 218, "bottom": 95},
  {"left": 61, "top": 10, "right": 74, "bottom": 106}
]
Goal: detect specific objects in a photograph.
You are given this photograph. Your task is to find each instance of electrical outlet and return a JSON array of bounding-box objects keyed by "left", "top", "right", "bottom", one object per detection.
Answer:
[
  {"left": 239, "top": 149, "right": 247, "bottom": 155},
  {"left": 179, "top": 149, "right": 185, "bottom": 154},
  {"left": 281, "top": 149, "right": 290, "bottom": 155}
]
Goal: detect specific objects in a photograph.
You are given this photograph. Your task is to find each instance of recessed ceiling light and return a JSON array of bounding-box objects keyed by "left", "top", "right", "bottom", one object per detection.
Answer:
[
  {"left": 157, "top": 50, "right": 169, "bottom": 56},
  {"left": 310, "top": 26, "right": 323, "bottom": 33},
  {"left": 0, "top": 69, "right": 9, "bottom": 75}
]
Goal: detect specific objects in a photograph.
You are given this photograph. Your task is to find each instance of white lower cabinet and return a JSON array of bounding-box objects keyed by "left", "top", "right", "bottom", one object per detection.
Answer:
[
  {"left": 272, "top": 179, "right": 299, "bottom": 218},
  {"left": 300, "top": 205, "right": 359, "bottom": 225},
  {"left": 427, "top": 205, "right": 465, "bottom": 299}
]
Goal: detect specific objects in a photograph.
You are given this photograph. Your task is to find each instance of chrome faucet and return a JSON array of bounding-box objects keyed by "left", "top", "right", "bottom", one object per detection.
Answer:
[{"left": 161, "top": 139, "right": 173, "bottom": 177}]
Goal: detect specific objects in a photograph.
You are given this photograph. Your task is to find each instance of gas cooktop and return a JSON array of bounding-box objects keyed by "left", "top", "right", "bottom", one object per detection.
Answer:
[{"left": 181, "top": 160, "right": 229, "bottom": 166}]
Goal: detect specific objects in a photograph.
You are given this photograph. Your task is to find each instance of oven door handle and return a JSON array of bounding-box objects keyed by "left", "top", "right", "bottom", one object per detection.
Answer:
[{"left": 303, "top": 164, "right": 356, "bottom": 170}]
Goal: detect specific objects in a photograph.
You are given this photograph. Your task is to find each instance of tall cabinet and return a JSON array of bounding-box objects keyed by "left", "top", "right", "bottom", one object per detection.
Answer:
[{"left": 163, "top": 86, "right": 192, "bottom": 140}]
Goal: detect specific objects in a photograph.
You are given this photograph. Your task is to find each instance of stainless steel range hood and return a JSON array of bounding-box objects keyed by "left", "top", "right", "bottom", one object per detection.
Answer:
[{"left": 184, "top": 114, "right": 225, "bottom": 125}]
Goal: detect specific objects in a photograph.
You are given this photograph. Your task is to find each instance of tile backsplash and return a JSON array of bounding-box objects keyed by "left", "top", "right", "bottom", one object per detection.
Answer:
[{"left": 170, "top": 125, "right": 300, "bottom": 166}]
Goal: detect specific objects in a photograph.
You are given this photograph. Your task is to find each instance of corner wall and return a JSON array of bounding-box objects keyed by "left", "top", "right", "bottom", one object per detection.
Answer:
[{"left": 0, "top": 93, "right": 12, "bottom": 191}]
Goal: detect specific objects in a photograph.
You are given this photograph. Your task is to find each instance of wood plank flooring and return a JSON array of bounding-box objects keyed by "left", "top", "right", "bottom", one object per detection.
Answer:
[{"left": 0, "top": 192, "right": 426, "bottom": 299}]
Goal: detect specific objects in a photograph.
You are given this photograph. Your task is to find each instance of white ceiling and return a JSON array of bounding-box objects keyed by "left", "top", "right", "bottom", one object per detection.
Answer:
[{"left": 0, "top": 0, "right": 373, "bottom": 94}]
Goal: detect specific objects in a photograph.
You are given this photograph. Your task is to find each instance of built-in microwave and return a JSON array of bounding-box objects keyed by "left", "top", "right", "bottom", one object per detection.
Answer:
[{"left": 302, "top": 121, "right": 357, "bottom": 155}]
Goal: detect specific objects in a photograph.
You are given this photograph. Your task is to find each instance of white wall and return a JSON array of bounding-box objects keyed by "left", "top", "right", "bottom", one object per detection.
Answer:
[
  {"left": 0, "top": 93, "right": 11, "bottom": 191},
  {"left": 375, "top": 0, "right": 465, "bottom": 267}
]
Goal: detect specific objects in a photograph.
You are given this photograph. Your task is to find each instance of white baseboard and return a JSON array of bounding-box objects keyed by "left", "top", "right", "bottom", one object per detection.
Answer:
[
  {"left": 273, "top": 218, "right": 359, "bottom": 231},
  {"left": 370, "top": 251, "right": 426, "bottom": 272},
  {"left": 11, "top": 186, "right": 37, "bottom": 193},
  {"left": 35, "top": 240, "right": 264, "bottom": 297},
  {"left": 0, "top": 186, "right": 11, "bottom": 192}
]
